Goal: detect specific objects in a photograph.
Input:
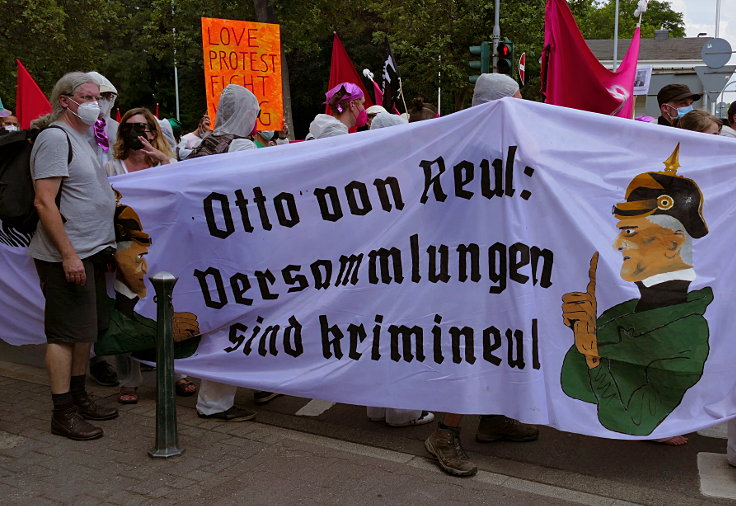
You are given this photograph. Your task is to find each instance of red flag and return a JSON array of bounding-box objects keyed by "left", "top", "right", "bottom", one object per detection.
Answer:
[
  {"left": 326, "top": 33, "right": 373, "bottom": 115},
  {"left": 115, "top": 108, "right": 121, "bottom": 122},
  {"left": 15, "top": 60, "right": 52, "bottom": 129},
  {"left": 155, "top": 103, "right": 160, "bottom": 118},
  {"left": 541, "top": 0, "right": 640, "bottom": 118}
]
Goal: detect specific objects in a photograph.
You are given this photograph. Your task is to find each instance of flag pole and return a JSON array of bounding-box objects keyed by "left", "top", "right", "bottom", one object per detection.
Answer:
[
  {"left": 398, "top": 77, "right": 409, "bottom": 114},
  {"left": 437, "top": 55, "right": 441, "bottom": 115},
  {"left": 612, "top": 0, "right": 620, "bottom": 70},
  {"left": 171, "top": 0, "right": 180, "bottom": 121}
]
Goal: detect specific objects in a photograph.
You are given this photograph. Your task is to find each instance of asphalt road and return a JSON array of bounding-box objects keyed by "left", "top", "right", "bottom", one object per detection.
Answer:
[{"left": 1, "top": 339, "right": 732, "bottom": 505}]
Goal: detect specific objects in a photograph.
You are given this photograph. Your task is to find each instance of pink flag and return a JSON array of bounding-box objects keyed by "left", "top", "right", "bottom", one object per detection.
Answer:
[
  {"left": 541, "top": 0, "right": 640, "bottom": 118},
  {"left": 15, "top": 60, "right": 52, "bottom": 129}
]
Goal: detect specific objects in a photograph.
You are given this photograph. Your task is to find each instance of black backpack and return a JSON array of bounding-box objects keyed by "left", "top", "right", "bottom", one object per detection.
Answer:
[{"left": 0, "top": 125, "right": 71, "bottom": 234}]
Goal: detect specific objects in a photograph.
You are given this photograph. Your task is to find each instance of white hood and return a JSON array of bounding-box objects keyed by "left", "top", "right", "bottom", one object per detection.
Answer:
[{"left": 213, "top": 85, "right": 259, "bottom": 137}]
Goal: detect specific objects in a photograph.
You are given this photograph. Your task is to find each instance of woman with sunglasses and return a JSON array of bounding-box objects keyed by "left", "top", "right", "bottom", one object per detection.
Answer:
[
  {"left": 105, "top": 108, "right": 175, "bottom": 177},
  {"left": 105, "top": 107, "right": 196, "bottom": 403}
]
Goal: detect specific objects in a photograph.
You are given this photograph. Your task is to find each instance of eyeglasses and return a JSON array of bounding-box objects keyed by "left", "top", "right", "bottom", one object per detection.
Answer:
[
  {"left": 123, "top": 122, "right": 153, "bottom": 132},
  {"left": 71, "top": 94, "right": 103, "bottom": 102}
]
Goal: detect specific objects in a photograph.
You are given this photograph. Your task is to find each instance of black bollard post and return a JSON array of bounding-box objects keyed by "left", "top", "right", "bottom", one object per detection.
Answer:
[{"left": 148, "top": 271, "right": 184, "bottom": 458}]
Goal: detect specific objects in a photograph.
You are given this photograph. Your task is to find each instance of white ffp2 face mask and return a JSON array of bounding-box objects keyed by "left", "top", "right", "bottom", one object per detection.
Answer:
[
  {"left": 3, "top": 125, "right": 19, "bottom": 132},
  {"left": 98, "top": 98, "right": 114, "bottom": 118},
  {"left": 67, "top": 97, "right": 101, "bottom": 125}
]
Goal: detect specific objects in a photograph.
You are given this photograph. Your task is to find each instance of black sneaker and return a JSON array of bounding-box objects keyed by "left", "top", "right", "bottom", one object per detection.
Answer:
[
  {"left": 254, "top": 391, "right": 283, "bottom": 405},
  {"left": 88, "top": 360, "right": 119, "bottom": 387},
  {"left": 197, "top": 406, "right": 256, "bottom": 422}
]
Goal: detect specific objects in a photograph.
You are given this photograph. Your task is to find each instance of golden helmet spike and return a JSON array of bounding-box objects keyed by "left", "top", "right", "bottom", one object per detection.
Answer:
[{"left": 662, "top": 143, "right": 681, "bottom": 174}]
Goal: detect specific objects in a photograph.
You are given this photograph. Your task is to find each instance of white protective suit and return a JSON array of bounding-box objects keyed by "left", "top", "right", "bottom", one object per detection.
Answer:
[
  {"left": 196, "top": 84, "right": 261, "bottom": 416},
  {"left": 87, "top": 71, "right": 120, "bottom": 166},
  {"left": 212, "top": 84, "right": 258, "bottom": 152},
  {"left": 308, "top": 114, "right": 349, "bottom": 139},
  {"left": 370, "top": 112, "right": 407, "bottom": 130}
]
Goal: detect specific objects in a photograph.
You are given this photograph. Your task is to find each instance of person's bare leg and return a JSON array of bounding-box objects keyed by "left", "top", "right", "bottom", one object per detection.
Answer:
[
  {"left": 70, "top": 342, "right": 92, "bottom": 376},
  {"left": 46, "top": 343, "right": 73, "bottom": 394}
]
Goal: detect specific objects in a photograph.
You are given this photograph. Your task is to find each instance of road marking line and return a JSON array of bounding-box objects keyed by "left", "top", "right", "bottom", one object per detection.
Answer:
[
  {"left": 698, "top": 452, "right": 736, "bottom": 499},
  {"left": 295, "top": 399, "right": 336, "bottom": 417}
]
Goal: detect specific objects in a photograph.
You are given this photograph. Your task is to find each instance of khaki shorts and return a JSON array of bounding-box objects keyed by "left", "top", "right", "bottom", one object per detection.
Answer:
[{"left": 34, "top": 249, "right": 112, "bottom": 344}]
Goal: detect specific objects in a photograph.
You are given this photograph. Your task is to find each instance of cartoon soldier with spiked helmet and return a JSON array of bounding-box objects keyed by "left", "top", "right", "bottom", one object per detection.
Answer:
[
  {"left": 95, "top": 197, "right": 201, "bottom": 358},
  {"left": 560, "top": 144, "right": 713, "bottom": 436}
]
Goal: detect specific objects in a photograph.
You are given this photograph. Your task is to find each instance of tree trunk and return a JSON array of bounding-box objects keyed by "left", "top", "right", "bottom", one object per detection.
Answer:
[{"left": 253, "top": 0, "right": 294, "bottom": 140}]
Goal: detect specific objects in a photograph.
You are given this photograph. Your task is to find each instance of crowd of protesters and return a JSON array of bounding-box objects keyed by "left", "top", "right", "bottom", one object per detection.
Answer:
[{"left": 4, "top": 68, "right": 736, "bottom": 479}]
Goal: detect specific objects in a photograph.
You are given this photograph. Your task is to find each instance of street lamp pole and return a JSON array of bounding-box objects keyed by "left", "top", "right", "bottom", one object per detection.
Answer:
[{"left": 612, "top": 0, "right": 620, "bottom": 70}]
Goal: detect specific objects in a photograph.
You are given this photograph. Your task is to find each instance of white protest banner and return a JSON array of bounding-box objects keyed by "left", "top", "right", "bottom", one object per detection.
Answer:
[{"left": 2, "top": 98, "right": 736, "bottom": 440}]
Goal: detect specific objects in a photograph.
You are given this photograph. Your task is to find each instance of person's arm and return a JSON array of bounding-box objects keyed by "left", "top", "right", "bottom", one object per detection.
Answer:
[
  {"left": 34, "top": 176, "right": 85, "bottom": 285},
  {"left": 588, "top": 315, "right": 709, "bottom": 435}
]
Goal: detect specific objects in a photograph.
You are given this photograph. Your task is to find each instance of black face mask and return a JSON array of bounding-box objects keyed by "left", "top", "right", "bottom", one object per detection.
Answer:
[{"left": 120, "top": 124, "right": 146, "bottom": 150}]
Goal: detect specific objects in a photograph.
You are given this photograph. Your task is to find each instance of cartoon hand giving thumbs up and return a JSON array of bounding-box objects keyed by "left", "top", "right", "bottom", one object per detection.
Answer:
[{"left": 562, "top": 252, "right": 601, "bottom": 369}]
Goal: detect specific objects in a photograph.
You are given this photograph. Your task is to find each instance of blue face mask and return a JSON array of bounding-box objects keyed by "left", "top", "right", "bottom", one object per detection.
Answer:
[{"left": 676, "top": 105, "right": 694, "bottom": 118}]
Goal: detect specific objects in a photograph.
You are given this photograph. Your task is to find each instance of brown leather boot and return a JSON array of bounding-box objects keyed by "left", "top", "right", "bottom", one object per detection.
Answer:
[
  {"left": 73, "top": 392, "right": 119, "bottom": 421},
  {"left": 476, "top": 415, "right": 539, "bottom": 442},
  {"left": 51, "top": 407, "right": 103, "bottom": 440}
]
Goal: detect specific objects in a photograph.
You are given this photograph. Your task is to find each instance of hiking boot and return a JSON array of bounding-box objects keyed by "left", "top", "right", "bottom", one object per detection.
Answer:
[
  {"left": 51, "top": 407, "right": 103, "bottom": 441},
  {"left": 73, "top": 392, "right": 119, "bottom": 421},
  {"left": 254, "top": 391, "right": 282, "bottom": 405},
  {"left": 89, "top": 360, "right": 119, "bottom": 387},
  {"left": 476, "top": 415, "right": 539, "bottom": 443},
  {"left": 197, "top": 406, "right": 256, "bottom": 422},
  {"left": 424, "top": 427, "right": 477, "bottom": 477}
]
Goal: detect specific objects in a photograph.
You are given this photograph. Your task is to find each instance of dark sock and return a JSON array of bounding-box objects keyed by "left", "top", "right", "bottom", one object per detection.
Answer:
[
  {"left": 70, "top": 375, "right": 87, "bottom": 397},
  {"left": 438, "top": 422, "right": 460, "bottom": 433},
  {"left": 52, "top": 392, "right": 73, "bottom": 411}
]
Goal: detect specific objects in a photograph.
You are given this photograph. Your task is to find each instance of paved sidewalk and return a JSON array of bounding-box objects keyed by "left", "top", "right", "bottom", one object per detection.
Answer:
[{"left": 0, "top": 359, "right": 632, "bottom": 505}]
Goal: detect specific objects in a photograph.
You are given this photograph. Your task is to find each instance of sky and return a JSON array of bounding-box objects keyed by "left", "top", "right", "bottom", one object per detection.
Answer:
[{"left": 668, "top": 0, "right": 736, "bottom": 103}]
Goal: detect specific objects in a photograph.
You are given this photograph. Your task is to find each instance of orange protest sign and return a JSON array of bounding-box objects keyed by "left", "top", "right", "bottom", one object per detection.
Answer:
[{"left": 201, "top": 17, "right": 283, "bottom": 131}]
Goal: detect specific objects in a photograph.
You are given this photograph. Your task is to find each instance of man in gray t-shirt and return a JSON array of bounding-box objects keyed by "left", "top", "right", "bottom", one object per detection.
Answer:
[{"left": 30, "top": 72, "right": 118, "bottom": 441}]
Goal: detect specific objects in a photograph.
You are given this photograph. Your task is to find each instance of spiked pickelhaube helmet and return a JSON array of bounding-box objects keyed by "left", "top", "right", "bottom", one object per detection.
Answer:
[{"left": 612, "top": 144, "right": 708, "bottom": 238}]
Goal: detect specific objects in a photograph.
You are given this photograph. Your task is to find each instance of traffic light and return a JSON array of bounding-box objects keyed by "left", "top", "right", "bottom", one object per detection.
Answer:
[
  {"left": 497, "top": 39, "right": 514, "bottom": 76},
  {"left": 469, "top": 41, "right": 491, "bottom": 83}
]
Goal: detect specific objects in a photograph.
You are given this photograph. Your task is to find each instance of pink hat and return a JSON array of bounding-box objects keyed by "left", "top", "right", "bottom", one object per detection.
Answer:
[{"left": 323, "top": 82, "right": 364, "bottom": 113}]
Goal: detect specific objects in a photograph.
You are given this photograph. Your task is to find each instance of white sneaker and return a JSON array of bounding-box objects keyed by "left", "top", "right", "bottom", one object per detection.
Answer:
[{"left": 387, "top": 411, "right": 435, "bottom": 427}]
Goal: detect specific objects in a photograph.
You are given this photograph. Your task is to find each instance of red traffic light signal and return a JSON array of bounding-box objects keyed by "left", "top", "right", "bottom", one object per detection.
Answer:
[{"left": 496, "top": 40, "right": 514, "bottom": 76}]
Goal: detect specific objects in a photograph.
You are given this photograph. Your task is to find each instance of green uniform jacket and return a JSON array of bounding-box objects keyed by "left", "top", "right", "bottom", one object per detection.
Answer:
[
  {"left": 561, "top": 287, "right": 713, "bottom": 436},
  {"left": 94, "top": 296, "right": 200, "bottom": 360}
]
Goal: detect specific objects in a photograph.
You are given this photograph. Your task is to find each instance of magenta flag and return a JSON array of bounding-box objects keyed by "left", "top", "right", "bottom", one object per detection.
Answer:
[{"left": 541, "top": 0, "right": 640, "bottom": 118}]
